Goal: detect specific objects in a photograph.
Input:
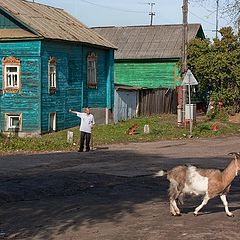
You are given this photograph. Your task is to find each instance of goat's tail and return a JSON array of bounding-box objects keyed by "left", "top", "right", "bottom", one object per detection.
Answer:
[
  {"left": 228, "top": 152, "right": 240, "bottom": 159},
  {"left": 155, "top": 170, "right": 168, "bottom": 177}
]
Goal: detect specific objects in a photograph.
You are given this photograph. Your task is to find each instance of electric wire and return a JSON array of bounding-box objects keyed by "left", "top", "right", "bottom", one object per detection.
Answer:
[{"left": 78, "top": 0, "right": 147, "bottom": 13}]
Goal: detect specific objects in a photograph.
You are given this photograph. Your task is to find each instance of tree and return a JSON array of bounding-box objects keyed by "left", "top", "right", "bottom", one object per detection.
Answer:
[
  {"left": 187, "top": 26, "right": 240, "bottom": 113},
  {"left": 222, "top": 0, "right": 240, "bottom": 23},
  {"left": 191, "top": 0, "right": 240, "bottom": 25}
]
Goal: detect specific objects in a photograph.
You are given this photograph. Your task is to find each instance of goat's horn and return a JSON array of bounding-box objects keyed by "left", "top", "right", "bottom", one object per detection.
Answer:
[{"left": 228, "top": 152, "right": 240, "bottom": 159}]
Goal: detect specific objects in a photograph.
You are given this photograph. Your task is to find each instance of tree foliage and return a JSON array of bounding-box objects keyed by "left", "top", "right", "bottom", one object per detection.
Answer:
[{"left": 187, "top": 27, "right": 240, "bottom": 113}]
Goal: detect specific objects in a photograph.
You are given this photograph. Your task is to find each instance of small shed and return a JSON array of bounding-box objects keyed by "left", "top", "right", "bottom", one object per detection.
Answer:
[
  {"left": 114, "top": 84, "right": 140, "bottom": 123},
  {"left": 114, "top": 84, "right": 177, "bottom": 123}
]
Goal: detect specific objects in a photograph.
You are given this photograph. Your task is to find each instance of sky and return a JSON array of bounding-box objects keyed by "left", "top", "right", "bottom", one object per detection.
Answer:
[{"left": 32, "top": 0, "right": 234, "bottom": 39}]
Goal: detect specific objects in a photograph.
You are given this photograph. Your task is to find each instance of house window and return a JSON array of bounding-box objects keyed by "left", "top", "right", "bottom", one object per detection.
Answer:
[
  {"left": 5, "top": 113, "right": 22, "bottom": 131},
  {"left": 49, "top": 112, "right": 56, "bottom": 132},
  {"left": 48, "top": 57, "right": 57, "bottom": 93},
  {"left": 87, "top": 52, "right": 97, "bottom": 88},
  {"left": 5, "top": 66, "right": 20, "bottom": 88},
  {"left": 2, "top": 56, "right": 21, "bottom": 93}
]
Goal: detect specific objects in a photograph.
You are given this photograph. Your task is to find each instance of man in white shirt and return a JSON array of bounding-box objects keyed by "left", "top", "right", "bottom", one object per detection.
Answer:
[{"left": 69, "top": 107, "right": 95, "bottom": 152}]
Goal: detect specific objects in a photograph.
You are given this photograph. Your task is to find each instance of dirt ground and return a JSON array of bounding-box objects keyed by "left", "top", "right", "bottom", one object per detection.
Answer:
[{"left": 1, "top": 135, "right": 240, "bottom": 240}]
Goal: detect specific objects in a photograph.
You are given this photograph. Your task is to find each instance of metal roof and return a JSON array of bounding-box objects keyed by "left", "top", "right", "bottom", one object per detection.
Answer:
[
  {"left": 93, "top": 24, "right": 204, "bottom": 59},
  {"left": 114, "top": 83, "right": 143, "bottom": 91},
  {"left": 0, "top": 28, "right": 38, "bottom": 39},
  {"left": 0, "top": 0, "right": 116, "bottom": 49}
]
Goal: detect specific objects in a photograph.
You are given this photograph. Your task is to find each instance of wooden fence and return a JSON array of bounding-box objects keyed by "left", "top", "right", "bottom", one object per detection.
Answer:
[{"left": 139, "top": 88, "right": 177, "bottom": 116}]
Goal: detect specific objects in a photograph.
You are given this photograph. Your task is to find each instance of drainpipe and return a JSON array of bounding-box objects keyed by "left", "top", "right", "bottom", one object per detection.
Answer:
[{"left": 81, "top": 45, "right": 84, "bottom": 111}]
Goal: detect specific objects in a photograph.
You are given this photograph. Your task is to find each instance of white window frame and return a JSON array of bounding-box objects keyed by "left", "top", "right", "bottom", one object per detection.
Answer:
[
  {"left": 2, "top": 56, "right": 21, "bottom": 93},
  {"left": 49, "top": 64, "right": 56, "bottom": 88},
  {"left": 48, "top": 57, "right": 57, "bottom": 93},
  {"left": 5, "top": 113, "right": 22, "bottom": 131},
  {"left": 4, "top": 65, "right": 20, "bottom": 89},
  {"left": 49, "top": 112, "right": 56, "bottom": 132}
]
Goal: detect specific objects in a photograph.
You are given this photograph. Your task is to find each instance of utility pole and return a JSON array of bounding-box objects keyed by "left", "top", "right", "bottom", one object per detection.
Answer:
[
  {"left": 238, "top": 16, "right": 240, "bottom": 33},
  {"left": 182, "top": 0, "right": 188, "bottom": 72},
  {"left": 148, "top": 2, "right": 155, "bottom": 26},
  {"left": 180, "top": 0, "right": 188, "bottom": 124},
  {"left": 215, "top": 0, "right": 219, "bottom": 38}
]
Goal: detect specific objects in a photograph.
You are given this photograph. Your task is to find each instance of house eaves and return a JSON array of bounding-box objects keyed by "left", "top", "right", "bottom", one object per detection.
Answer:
[{"left": 0, "top": 0, "right": 117, "bottom": 49}]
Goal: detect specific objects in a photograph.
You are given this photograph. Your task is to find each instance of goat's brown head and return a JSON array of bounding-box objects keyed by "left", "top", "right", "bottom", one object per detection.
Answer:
[{"left": 228, "top": 152, "right": 240, "bottom": 174}]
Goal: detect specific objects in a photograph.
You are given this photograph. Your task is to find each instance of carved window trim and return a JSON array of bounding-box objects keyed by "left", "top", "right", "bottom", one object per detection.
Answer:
[
  {"left": 2, "top": 56, "right": 21, "bottom": 93},
  {"left": 87, "top": 52, "right": 97, "bottom": 89},
  {"left": 48, "top": 57, "right": 57, "bottom": 94}
]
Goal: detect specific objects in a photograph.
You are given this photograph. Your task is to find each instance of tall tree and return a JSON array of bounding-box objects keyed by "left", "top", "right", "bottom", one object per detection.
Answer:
[{"left": 187, "top": 27, "right": 240, "bottom": 113}]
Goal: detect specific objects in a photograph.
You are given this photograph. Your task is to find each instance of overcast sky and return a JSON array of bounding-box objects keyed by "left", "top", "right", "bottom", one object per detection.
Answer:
[{"left": 33, "top": 0, "right": 233, "bottom": 39}]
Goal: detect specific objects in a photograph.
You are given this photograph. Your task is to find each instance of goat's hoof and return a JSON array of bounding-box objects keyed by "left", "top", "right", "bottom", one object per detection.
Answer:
[
  {"left": 171, "top": 213, "right": 182, "bottom": 217},
  {"left": 227, "top": 213, "right": 234, "bottom": 218},
  {"left": 193, "top": 213, "right": 198, "bottom": 216}
]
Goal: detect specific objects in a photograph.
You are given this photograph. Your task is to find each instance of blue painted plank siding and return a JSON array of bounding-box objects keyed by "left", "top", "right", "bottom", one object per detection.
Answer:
[
  {"left": 107, "top": 50, "right": 114, "bottom": 109},
  {"left": 41, "top": 41, "right": 83, "bottom": 132},
  {"left": 0, "top": 41, "right": 41, "bottom": 134},
  {"left": 0, "top": 12, "right": 115, "bottom": 135},
  {"left": 41, "top": 41, "right": 114, "bottom": 133},
  {"left": 82, "top": 47, "right": 114, "bottom": 109},
  {"left": 0, "top": 40, "right": 114, "bottom": 135}
]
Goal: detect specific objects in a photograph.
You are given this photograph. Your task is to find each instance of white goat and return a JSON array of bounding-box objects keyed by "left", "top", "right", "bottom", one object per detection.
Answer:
[{"left": 156, "top": 152, "right": 240, "bottom": 217}]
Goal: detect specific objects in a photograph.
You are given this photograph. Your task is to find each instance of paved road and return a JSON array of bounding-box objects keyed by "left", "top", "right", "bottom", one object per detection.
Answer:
[{"left": 0, "top": 135, "right": 240, "bottom": 240}]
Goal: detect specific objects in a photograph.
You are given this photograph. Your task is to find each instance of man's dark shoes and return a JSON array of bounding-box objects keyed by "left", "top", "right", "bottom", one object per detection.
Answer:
[{"left": 78, "top": 149, "right": 83, "bottom": 152}]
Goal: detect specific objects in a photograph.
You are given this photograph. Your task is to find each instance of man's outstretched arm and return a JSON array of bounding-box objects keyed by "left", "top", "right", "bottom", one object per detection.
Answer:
[{"left": 69, "top": 109, "right": 80, "bottom": 115}]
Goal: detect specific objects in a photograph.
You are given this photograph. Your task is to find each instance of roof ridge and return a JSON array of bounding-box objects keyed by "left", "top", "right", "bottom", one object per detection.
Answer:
[{"left": 92, "top": 23, "right": 201, "bottom": 29}]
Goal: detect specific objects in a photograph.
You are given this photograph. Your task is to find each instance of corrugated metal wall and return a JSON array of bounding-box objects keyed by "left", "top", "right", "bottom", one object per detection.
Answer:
[
  {"left": 114, "top": 89, "right": 138, "bottom": 122},
  {"left": 139, "top": 88, "right": 177, "bottom": 115}
]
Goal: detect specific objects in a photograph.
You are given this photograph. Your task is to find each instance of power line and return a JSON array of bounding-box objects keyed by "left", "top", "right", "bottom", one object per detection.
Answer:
[
  {"left": 78, "top": 0, "right": 147, "bottom": 14},
  {"left": 189, "top": 11, "right": 216, "bottom": 25}
]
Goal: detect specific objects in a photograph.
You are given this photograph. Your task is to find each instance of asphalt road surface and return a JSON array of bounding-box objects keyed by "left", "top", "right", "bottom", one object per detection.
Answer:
[{"left": 0, "top": 135, "right": 240, "bottom": 240}]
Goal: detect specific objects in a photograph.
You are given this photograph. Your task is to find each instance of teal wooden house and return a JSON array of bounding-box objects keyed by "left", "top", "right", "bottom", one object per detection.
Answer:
[
  {"left": 0, "top": 0, "right": 116, "bottom": 137},
  {"left": 93, "top": 24, "right": 205, "bottom": 89}
]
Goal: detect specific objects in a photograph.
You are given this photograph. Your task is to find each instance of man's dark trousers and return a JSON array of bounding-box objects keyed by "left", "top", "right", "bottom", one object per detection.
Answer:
[{"left": 80, "top": 131, "right": 91, "bottom": 152}]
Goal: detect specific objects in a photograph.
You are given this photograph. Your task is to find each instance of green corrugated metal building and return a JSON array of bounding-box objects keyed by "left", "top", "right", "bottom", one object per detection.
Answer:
[{"left": 93, "top": 24, "right": 205, "bottom": 89}]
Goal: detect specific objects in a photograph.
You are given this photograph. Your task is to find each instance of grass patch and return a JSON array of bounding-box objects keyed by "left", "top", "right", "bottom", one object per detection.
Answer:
[{"left": 1, "top": 114, "right": 240, "bottom": 154}]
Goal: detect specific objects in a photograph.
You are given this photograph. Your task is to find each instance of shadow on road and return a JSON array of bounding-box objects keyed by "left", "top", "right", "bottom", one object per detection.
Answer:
[{"left": 0, "top": 149, "right": 239, "bottom": 239}]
